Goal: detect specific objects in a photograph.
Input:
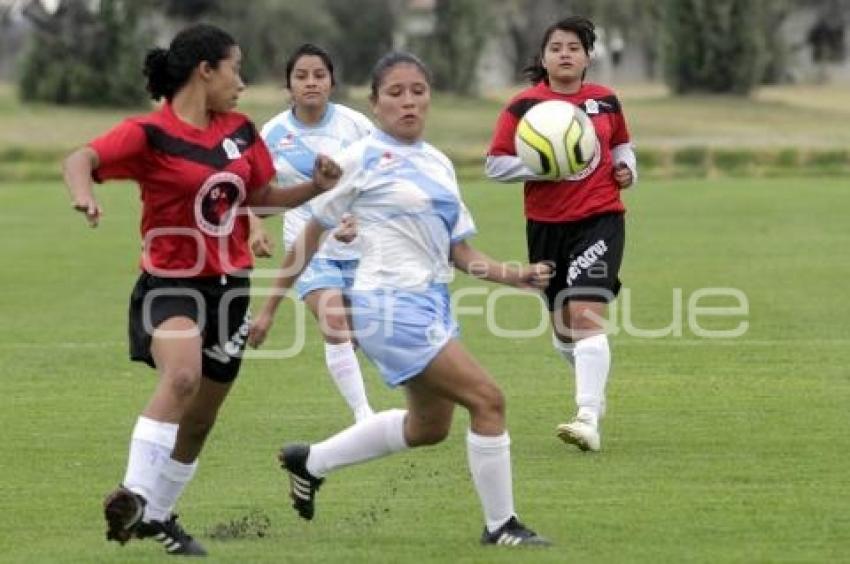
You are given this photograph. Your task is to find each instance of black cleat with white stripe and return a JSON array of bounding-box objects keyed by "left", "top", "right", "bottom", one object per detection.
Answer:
[
  {"left": 481, "top": 516, "right": 551, "bottom": 547},
  {"left": 136, "top": 514, "right": 208, "bottom": 556},
  {"left": 279, "top": 443, "right": 324, "bottom": 521}
]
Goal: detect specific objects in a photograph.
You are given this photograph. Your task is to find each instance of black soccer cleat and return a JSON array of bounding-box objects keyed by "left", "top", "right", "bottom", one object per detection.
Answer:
[
  {"left": 136, "top": 514, "right": 208, "bottom": 556},
  {"left": 481, "top": 516, "right": 552, "bottom": 547},
  {"left": 279, "top": 443, "right": 324, "bottom": 521},
  {"left": 103, "top": 486, "right": 146, "bottom": 544}
]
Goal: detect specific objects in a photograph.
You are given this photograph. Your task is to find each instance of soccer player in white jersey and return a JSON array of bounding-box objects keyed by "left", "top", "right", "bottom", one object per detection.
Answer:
[
  {"left": 254, "top": 44, "right": 375, "bottom": 422},
  {"left": 249, "top": 52, "right": 552, "bottom": 547}
]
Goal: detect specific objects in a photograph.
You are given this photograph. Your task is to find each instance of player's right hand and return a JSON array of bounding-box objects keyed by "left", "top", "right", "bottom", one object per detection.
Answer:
[
  {"left": 248, "top": 310, "right": 274, "bottom": 348},
  {"left": 333, "top": 213, "right": 357, "bottom": 243},
  {"left": 72, "top": 196, "right": 102, "bottom": 228},
  {"left": 517, "top": 261, "right": 553, "bottom": 290}
]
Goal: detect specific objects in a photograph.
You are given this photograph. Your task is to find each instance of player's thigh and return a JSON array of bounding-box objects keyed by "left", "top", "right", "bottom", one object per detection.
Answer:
[
  {"left": 414, "top": 340, "right": 503, "bottom": 412},
  {"left": 150, "top": 316, "right": 203, "bottom": 377}
]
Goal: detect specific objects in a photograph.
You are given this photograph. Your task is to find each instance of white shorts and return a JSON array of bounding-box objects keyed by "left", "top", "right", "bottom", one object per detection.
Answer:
[{"left": 349, "top": 284, "right": 459, "bottom": 386}]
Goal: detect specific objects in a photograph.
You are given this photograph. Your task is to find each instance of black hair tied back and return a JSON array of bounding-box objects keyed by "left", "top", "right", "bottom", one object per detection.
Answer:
[{"left": 143, "top": 47, "right": 172, "bottom": 101}]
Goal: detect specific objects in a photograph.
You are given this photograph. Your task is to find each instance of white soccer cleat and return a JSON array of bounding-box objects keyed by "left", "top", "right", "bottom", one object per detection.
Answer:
[{"left": 556, "top": 417, "right": 601, "bottom": 452}]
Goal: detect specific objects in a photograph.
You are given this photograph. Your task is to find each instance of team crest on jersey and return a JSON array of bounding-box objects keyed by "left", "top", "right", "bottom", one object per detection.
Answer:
[
  {"left": 377, "top": 151, "right": 402, "bottom": 172},
  {"left": 277, "top": 133, "right": 296, "bottom": 149},
  {"left": 194, "top": 171, "right": 246, "bottom": 237},
  {"left": 584, "top": 99, "right": 600, "bottom": 115},
  {"left": 222, "top": 138, "right": 241, "bottom": 160}
]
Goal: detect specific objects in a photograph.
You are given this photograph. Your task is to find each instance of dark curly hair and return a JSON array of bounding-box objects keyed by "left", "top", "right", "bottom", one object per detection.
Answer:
[
  {"left": 143, "top": 23, "right": 237, "bottom": 101},
  {"left": 523, "top": 16, "right": 596, "bottom": 84}
]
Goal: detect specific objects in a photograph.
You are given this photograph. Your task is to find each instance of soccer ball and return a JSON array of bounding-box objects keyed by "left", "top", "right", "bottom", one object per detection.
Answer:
[{"left": 514, "top": 100, "right": 597, "bottom": 179}]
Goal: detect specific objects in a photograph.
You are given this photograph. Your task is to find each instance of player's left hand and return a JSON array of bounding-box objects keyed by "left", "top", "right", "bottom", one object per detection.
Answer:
[
  {"left": 250, "top": 226, "right": 274, "bottom": 258},
  {"left": 248, "top": 310, "right": 275, "bottom": 348},
  {"left": 613, "top": 163, "right": 633, "bottom": 189},
  {"left": 333, "top": 213, "right": 357, "bottom": 243},
  {"left": 517, "top": 262, "right": 553, "bottom": 290},
  {"left": 313, "top": 154, "right": 343, "bottom": 192}
]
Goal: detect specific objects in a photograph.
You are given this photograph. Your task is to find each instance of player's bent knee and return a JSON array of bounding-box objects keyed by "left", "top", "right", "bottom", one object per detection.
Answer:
[
  {"left": 163, "top": 367, "right": 201, "bottom": 400},
  {"left": 321, "top": 314, "right": 351, "bottom": 341},
  {"left": 472, "top": 383, "right": 505, "bottom": 418},
  {"left": 406, "top": 421, "right": 451, "bottom": 447}
]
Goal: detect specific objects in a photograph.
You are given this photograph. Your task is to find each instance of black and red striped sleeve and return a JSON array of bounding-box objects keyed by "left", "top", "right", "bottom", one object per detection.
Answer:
[{"left": 88, "top": 119, "right": 147, "bottom": 183}]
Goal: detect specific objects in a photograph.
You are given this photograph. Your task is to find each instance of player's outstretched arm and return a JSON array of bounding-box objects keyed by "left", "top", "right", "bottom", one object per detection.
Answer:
[
  {"left": 248, "top": 218, "right": 327, "bottom": 348},
  {"left": 450, "top": 240, "right": 552, "bottom": 289},
  {"left": 63, "top": 147, "right": 103, "bottom": 228},
  {"left": 247, "top": 154, "right": 342, "bottom": 212}
]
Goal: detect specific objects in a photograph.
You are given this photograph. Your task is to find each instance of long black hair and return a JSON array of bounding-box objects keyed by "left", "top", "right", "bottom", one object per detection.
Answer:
[
  {"left": 369, "top": 51, "right": 432, "bottom": 101},
  {"left": 143, "top": 23, "right": 237, "bottom": 101},
  {"left": 285, "top": 43, "right": 336, "bottom": 89},
  {"left": 523, "top": 16, "right": 596, "bottom": 84}
]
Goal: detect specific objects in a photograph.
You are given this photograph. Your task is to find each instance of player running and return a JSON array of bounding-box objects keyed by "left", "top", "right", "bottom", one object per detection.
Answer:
[
  {"left": 62, "top": 24, "right": 341, "bottom": 556},
  {"left": 249, "top": 52, "right": 552, "bottom": 547},
  {"left": 251, "top": 43, "right": 375, "bottom": 423},
  {"left": 486, "top": 16, "right": 637, "bottom": 452}
]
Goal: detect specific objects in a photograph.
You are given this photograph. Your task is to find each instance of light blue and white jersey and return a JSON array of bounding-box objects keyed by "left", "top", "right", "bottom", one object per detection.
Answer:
[
  {"left": 306, "top": 130, "right": 477, "bottom": 291},
  {"left": 260, "top": 103, "right": 372, "bottom": 260}
]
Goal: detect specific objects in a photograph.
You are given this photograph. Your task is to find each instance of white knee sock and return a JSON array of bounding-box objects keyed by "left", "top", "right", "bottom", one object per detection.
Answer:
[
  {"left": 144, "top": 457, "right": 198, "bottom": 522},
  {"left": 552, "top": 332, "right": 576, "bottom": 368},
  {"left": 325, "top": 341, "right": 373, "bottom": 422},
  {"left": 306, "top": 409, "right": 408, "bottom": 478},
  {"left": 123, "top": 416, "right": 178, "bottom": 502},
  {"left": 574, "top": 334, "right": 610, "bottom": 425},
  {"left": 467, "top": 430, "right": 515, "bottom": 533}
]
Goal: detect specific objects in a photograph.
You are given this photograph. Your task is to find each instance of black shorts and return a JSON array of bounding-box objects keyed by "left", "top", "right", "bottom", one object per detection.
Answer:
[
  {"left": 527, "top": 212, "right": 625, "bottom": 312},
  {"left": 128, "top": 271, "right": 251, "bottom": 383}
]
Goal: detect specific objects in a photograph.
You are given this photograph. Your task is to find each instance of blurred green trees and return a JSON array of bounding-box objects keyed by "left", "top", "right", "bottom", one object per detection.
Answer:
[
  {"left": 19, "top": 0, "right": 148, "bottom": 106},
  {"left": 661, "top": 0, "right": 768, "bottom": 95}
]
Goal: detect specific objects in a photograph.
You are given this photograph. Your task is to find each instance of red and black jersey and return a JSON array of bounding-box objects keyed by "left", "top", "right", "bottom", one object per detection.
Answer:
[
  {"left": 89, "top": 102, "right": 274, "bottom": 277},
  {"left": 488, "top": 81, "right": 631, "bottom": 223}
]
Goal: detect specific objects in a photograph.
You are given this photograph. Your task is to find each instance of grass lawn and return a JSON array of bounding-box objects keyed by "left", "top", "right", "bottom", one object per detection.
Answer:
[
  {"left": 2, "top": 82, "right": 849, "bottom": 160},
  {"left": 1, "top": 175, "right": 848, "bottom": 562}
]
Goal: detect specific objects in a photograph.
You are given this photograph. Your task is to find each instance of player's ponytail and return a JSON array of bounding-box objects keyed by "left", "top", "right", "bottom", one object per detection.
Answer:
[
  {"left": 143, "top": 48, "right": 171, "bottom": 101},
  {"left": 142, "top": 23, "right": 237, "bottom": 102}
]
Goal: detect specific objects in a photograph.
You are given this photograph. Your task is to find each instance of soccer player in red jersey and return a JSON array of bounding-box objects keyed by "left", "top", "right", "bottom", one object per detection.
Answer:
[
  {"left": 486, "top": 16, "right": 637, "bottom": 453},
  {"left": 62, "top": 24, "right": 341, "bottom": 556}
]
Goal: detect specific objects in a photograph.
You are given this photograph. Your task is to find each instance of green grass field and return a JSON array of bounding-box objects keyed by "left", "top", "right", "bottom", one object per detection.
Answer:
[{"left": 1, "top": 174, "right": 848, "bottom": 563}]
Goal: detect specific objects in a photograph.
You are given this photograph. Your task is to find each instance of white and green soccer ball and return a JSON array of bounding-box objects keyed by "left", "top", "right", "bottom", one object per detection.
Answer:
[{"left": 514, "top": 100, "right": 598, "bottom": 180}]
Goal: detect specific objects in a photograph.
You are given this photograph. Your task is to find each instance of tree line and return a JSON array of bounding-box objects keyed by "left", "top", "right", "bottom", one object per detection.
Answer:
[{"left": 16, "top": 0, "right": 848, "bottom": 107}]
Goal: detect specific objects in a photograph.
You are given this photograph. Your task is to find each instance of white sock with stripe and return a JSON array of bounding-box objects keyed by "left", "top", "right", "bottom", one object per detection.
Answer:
[
  {"left": 325, "top": 341, "right": 373, "bottom": 422},
  {"left": 306, "top": 409, "right": 408, "bottom": 478},
  {"left": 574, "top": 334, "right": 610, "bottom": 426},
  {"left": 122, "top": 416, "right": 178, "bottom": 502},
  {"left": 144, "top": 457, "right": 198, "bottom": 522},
  {"left": 467, "top": 430, "right": 515, "bottom": 534}
]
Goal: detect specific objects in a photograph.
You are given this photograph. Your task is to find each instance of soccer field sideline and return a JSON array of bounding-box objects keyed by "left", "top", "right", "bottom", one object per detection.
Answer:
[{"left": 1, "top": 176, "right": 848, "bottom": 562}]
